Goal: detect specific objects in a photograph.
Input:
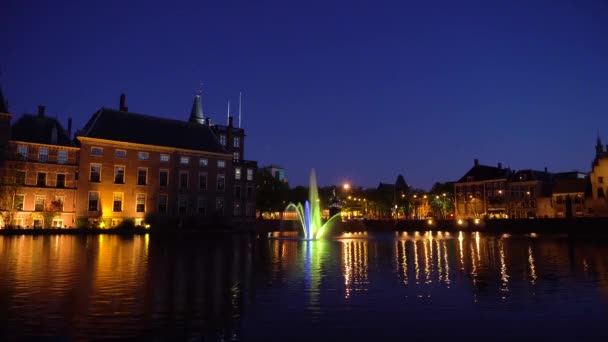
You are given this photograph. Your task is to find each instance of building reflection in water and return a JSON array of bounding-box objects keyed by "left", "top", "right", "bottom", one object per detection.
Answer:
[
  {"left": 0, "top": 233, "right": 255, "bottom": 340},
  {"left": 341, "top": 238, "right": 369, "bottom": 299}
]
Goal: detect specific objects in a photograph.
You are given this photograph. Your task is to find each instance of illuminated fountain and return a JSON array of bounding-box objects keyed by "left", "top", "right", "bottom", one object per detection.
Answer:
[{"left": 284, "top": 169, "right": 342, "bottom": 240}]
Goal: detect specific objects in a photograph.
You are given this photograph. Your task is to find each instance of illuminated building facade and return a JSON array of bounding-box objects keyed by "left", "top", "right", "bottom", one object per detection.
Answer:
[
  {"left": 588, "top": 136, "right": 608, "bottom": 216},
  {"left": 0, "top": 89, "right": 257, "bottom": 229},
  {"left": 454, "top": 159, "right": 510, "bottom": 219},
  {"left": 506, "top": 169, "right": 554, "bottom": 218},
  {"left": 552, "top": 178, "right": 587, "bottom": 218},
  {"left": 0, "top": 103, "right": 78, "bottom": 228},
  {"left": 74, "top": 94, "right": 257, "bottom": 227}
]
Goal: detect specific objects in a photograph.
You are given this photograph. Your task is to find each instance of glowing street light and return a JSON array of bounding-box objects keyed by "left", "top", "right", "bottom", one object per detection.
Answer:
[{"left": 343, "top": 183, "right": 350, "bottom": 190}]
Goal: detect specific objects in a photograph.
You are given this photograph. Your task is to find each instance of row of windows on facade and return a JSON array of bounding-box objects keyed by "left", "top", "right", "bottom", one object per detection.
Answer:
[
  {"left": 86, "top": 192, "right": 254, "bottom": 216},
  {"left": 91, "top": 147, "right": 241, "bottom": 163},
  {"left": 17, "top": 145, "right": 69, "bottom": 164},
  {"left": 89, "top": 165, "right": 253, "bottom": 188},
  {"left": 13, "top": 171, "right": 68, "bottom": 188},
  {"left": 13, "top": 194, "right": 64, "bottom": 212},
  {"left": 218, "top": 135, "right": 240, "bottom": 148}
]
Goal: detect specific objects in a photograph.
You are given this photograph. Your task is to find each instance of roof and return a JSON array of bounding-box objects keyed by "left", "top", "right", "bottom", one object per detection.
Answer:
[
  {"left": 508, "top": 169, "right": 554, "bottom": 183},
  {"left": 553, "top": 178, "right": 587, "bottom": 195},
  {"left": 78, "top": 108, "right": 228, "bottom": 154},
  {"left": 457, "top": 164, "right": 510, "bottom": 183},
  {"left": 11, "top": 114, "right": 72, "bottom": 146}
]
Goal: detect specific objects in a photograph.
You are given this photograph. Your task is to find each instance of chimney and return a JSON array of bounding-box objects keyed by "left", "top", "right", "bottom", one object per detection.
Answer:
[
  {"left": 474, "top": 159, "right": 479, "bottom": 167},
  {"left": 228, "top": 116, "right": 233, "bottom": 127},
  {"left": 544, "top": 167, "right": 548, "bottom": 173},
  {"left": 38, "top": 105, "right": 46, "bottom": 117},
  {"left": 205, "top": 118, "right": 210, "bottom": 126},
  {"left": 119, "top": 94, "right": 128, "bottom": 112},
  {"left": 498, "top": 162, "right": 502, "bottom": 169},
  {"left": 67, "top": 117, "right": 72, "bottom": 139}
]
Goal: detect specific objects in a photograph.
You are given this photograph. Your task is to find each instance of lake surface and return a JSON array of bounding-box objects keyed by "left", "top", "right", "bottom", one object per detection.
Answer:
[{"left": 1, "top": 231, "right": 608, "bottom": 341}]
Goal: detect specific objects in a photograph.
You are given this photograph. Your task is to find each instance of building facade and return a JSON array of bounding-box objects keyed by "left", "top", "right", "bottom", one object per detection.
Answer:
[
  {"left": 0, "top": 90, "right": 257, "bottom": 229},
  {"left": 0, "top": 105, "right": 78, "bottom": 228},
  {"left": 454, "top": 159, "right": 510, "bottom": 219},
  {"left": 588, "top": 137, "right": 608, "bottom": 216}
]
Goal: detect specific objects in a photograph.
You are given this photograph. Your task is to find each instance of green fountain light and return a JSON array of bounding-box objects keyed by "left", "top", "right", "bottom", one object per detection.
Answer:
[{"left": 285, "top": 169, "right": 342, "bottom": 240}]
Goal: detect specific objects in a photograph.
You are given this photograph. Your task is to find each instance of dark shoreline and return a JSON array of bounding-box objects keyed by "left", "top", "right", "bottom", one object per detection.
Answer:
[{"left": 2, "top": 217, "right": 608, "bottom": 236}]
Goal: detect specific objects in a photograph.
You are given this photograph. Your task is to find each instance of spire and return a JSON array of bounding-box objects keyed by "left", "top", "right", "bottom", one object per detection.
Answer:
[
  {"left": 227, "top": 100, "right": 230, "bottom": 125},
  {"left": 596, "top": 130, "right": 604, "bottom": 155},
  {"left": 0, "top": 84, "right": 8, "bottom": 114},
  {"left": 189, "top": 84, "right": 204, "bottom": 124},
  {"left": 238, "top": 91, "right": 242, "bottom": 128}
]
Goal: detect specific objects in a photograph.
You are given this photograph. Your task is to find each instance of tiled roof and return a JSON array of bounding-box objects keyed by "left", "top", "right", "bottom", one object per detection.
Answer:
[
  {"left": 78, "top": 108, "right": 228, "bottom": 154},
  {"left": 457, "top": 164, "right": 510, "bottom": 183},
  {"left": 553, "top": 178, "right": 587, "bottom": 194},
  {"left": 11, "top": 114, "right": 72, "bottom": 146},
  {"left": 508, "top": 169, "right": 554, "bottom": 183}
]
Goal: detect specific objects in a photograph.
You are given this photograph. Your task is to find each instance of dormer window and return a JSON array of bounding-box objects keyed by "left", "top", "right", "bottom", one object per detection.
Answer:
[{"left": 219, "top": 135, "right": 226, "bottom": 146}]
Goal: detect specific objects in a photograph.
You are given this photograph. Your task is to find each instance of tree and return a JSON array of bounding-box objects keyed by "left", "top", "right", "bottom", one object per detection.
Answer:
[
  {"left": 255, "top": 169, "right": 288, "bottom": 218},
  {"left": 42, "top": 200, "right": 63, "bottom": 228},
  {"left": 0, "top": 181, "right": 19, "bottom": 228}
]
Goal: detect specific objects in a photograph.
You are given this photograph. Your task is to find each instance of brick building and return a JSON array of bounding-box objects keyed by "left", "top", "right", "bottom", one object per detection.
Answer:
[
  {"left": 0, "top": 103, "right": 78, "bottom": 228},
  {"left": 454, "top": 159, "right": 510, "bottom": 219},
  {"left": 0, "top": 89, "right": 257, "bottom": 229}
]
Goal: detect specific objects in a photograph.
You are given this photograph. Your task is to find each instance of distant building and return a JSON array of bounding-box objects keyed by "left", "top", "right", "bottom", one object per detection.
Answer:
[
  {"left": 588, "top": 136, "right": 608, "bottom": 216},
  {"left": 263, "top": 164, "right": 287, "bottom": 183},
  {"left": 454, "top": 159, "right": 510, "bottom": 219},
  {"left": 552, "top": 178, "right": 588, "bottom": 218},
  {"left": 506, "top": 169, "right": 554, "bottom": 219}
]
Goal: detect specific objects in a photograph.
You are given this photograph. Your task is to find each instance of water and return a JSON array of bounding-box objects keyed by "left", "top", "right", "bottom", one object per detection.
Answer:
[{"left": 1, "top": 232, "right": 607, "bottom": 340}]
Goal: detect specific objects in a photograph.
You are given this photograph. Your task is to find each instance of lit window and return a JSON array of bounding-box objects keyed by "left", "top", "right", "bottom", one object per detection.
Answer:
[
  {"left": 54, "top": 196, "right": 64, "bottom": 211},
  {"left": 218, "top": 160, "right": 225, "bottom": 168},
  {"left": 91, "top": 147, "right": 103, "bottom": 156},
  {"left": 115, "top": 150, "right": 126, "bottom": 158},
  {"left": 138, "top": 152, "right": 149, "bottom": 160},
  {"left": 159, "top": 170, "right": 168, "bottom": 187},
  {"left": 199, "top": 158, "right": 208, "bottom": 167},
  {"left": 113, "top": 192, "right": 123, "bottom": 212},
  {"left": 235, "top": 167, "right": 241, "bottom": 180},
  {"left": 35, "top": 195, "right": 45, "bottom": 211},
  {"left": 180, "top": 171, "right": 189, "bottom": 189},
  {"left": 219, "top": 135, "right": 226, "bottom": 146},
  {"left": 180, "top": 156, "right": 190, "bottom": 164},
  {"left": 199, "top": 173, "right": 207, "bottom": 190},
  {"left": 233, "top": 151, "right": 240, "bottom": 161},
  {"left": 56, "top": 174, "right": 65, "bottom": 188},
  {"left": 246, "top": 168, "right": 253, "bottom": 181},
  {"left": 57, "top": 150, "right": 67, "bottom": 164},
  {"left": 90, "top": 164, "right": 101, "bottom": 182},
  {"left": 114, "top": 166, "right": 125, "bottom": 184},
  {"left": 158, "top": 194, "right": 168, "bottom": 213},
  {"left": 233, "top": 137, "right": 240, "bottom": 148},
  {"left": 160, "top": 154, "right": 170, "bottom": 162},
  {"left": 17, "top": 145, "right": 28, "bottom": 160},
  {"left": 52, "top": 219, "right": 63, "bottom": 228},
  {"left": 217, "top": 174, "right": 225, "bottom": 191},
  {"left": 37, "top": 172, "right": 46, "bottom": 187},
  {"left": 136, "top": 193, "right": 146, "bottom": 212},
  {"left": 38, "top": 148, "right": 48, "bottom": 162},
  {"left": 88, "top": 192, "right": 99, "bottom": 211},
  {"left": 137, "top": 168, "right": 147, "bottom": 185},
  {"left": 14, "top": 194, "right": 24, "bottom": 211}
]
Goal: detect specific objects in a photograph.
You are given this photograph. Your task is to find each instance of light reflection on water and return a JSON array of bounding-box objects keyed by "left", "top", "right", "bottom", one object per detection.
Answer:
[{"left": 2, "top": 231, "right": 608, "bottom": 340}]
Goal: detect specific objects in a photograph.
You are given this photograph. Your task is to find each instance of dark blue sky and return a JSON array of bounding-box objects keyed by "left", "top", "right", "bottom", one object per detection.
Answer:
[{"left": 3, "top": 0, "right": 608, "bottom": 189}]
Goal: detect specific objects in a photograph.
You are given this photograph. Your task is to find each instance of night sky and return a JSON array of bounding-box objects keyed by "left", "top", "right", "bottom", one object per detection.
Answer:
[{"left": 3, "top": 0, "right": 608, "bottom": 190}]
